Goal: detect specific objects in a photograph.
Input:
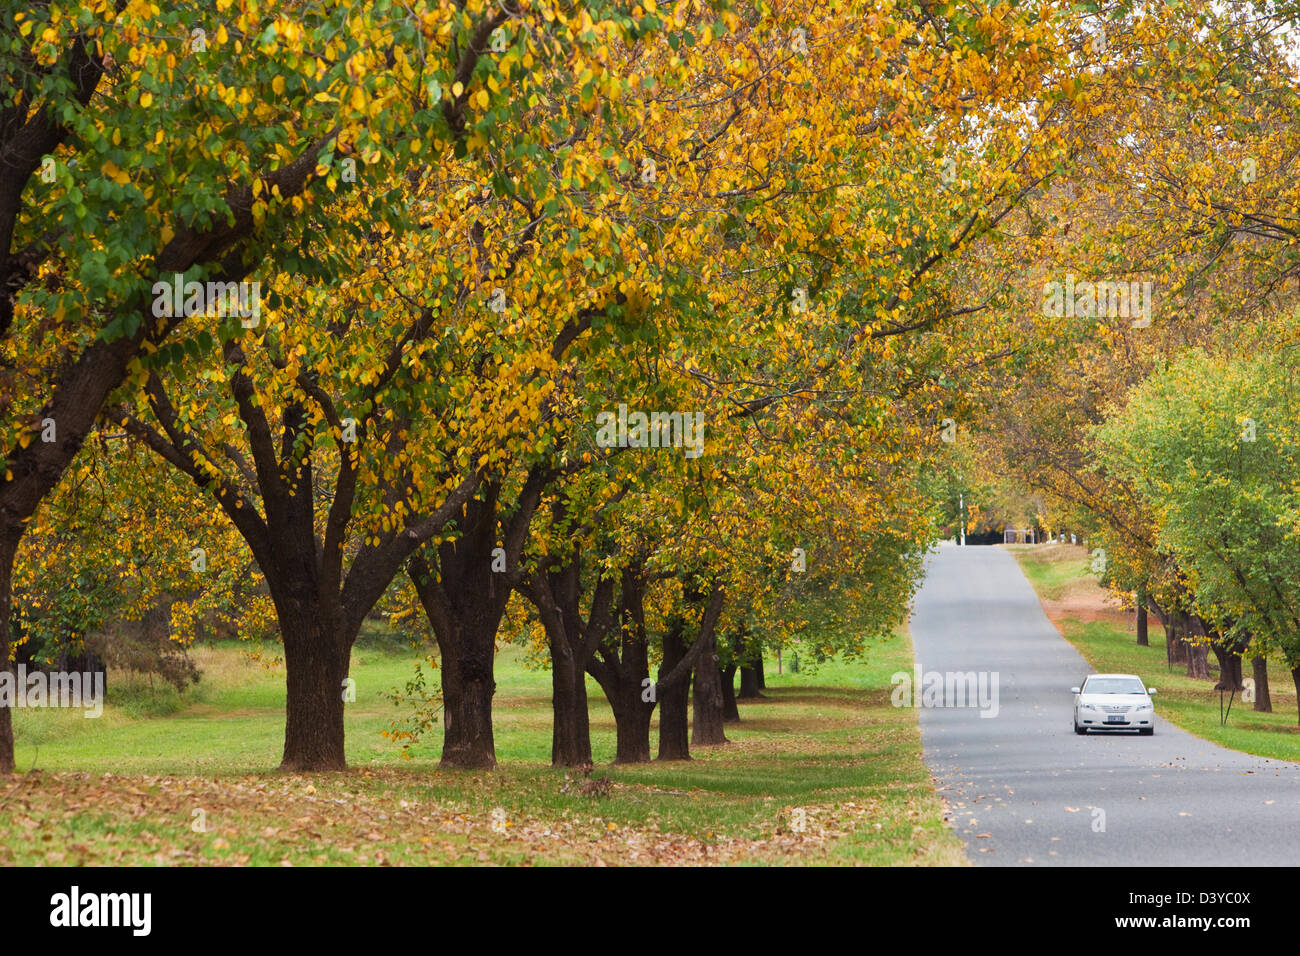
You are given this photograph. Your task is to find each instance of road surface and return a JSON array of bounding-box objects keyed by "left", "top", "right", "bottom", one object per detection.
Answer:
[{"left": 910, "top": 543, "right": 1300, "bottom": 866}]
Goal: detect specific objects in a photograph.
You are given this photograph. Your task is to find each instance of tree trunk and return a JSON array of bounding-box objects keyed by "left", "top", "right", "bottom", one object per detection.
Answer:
[
  {"left": 1166, "top": 619, "right": 1188, "bottom": 666},
  {"left": 591, "top": 573, "right": 723, "bottom": 764},
  {"left": 521, "top": 535, "right": 616, "bottom": 769},
  {"left": 1252, "top": 656, "right": 1272, "bottom": 713},
  {"left": 1210, "top": 642, "right": 1243, "bottom": 691},
  {"left": 1185, "top": 640, "right": 1210, "bottom": 680},
  {"left": 612, "top": 686, "right": 653, "bottom": 763},
  {"left": 1136, "top": 590, "right": 1148, "bottom": 646},
  {"left": 551, "top": 652, "right": 592, "bottom": 767},
  {"left": 408, "top": 487, "right": 532, "bottom": 771},
  {"left": 721, "top": 664, "right": 740, "bottom": 722},
  {"left": 280, "top": 615, "right": 350, "bottom": 772},
  {"left": 656, "top": 621, "right": 690, "bottom": 761},
  {"left": 691, "top": 631, "right": 727, "bottom": 746},
  {"left": 439, "top": 630, "right": 498, "bottom": 770},
  {"left": 739, "top": 631, "right": 765, "bottom": 698},
  {"left": 0, "top": 535, "right": 16, "bottom": 774},
  {"left": 1291, "top": 666, "right": 1300, "bottom": 728}
]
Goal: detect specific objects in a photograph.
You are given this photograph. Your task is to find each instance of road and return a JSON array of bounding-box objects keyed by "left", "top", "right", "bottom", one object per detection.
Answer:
[{"left": 909, "top": 543, "right": 1300, "bottom": 866}]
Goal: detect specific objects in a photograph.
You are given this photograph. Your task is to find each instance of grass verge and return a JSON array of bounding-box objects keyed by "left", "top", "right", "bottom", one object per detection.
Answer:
[
  {"left": 1, "top": 626, "right": 964, "bottom": 866},
  {"left": 1010, "top": 543, "right": 1300, "bottom": 762}
]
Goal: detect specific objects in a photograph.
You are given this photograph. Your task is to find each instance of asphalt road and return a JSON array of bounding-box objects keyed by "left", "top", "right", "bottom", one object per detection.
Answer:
[{"left": 910, "top": 543, "right": 1300, "bottom": 866}]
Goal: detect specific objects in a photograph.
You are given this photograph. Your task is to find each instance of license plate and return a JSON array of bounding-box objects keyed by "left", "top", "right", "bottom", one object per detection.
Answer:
[{"left": 1106, "top": 715, "right": 1126, "bottom": 723}]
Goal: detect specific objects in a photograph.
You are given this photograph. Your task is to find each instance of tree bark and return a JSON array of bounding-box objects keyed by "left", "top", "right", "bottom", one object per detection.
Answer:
[
  {"left": 550, "top": 642, "right": 593, "bottom": 767},
  {"left": 408, "top": 477, "right": 547, "bottom": 770},
  {"left": 691, "top": 627, "right": 727, "bottom": 746},
  {"left": 1135, "top": 590, "right": 1148, "bottom": 646},
  {"left": 587, "top": 566, "right": 656, "bottom": 764},
  {"left": 1211, "top": 645, "right": 1243, "bottom": 691},
  {"left": 611, "top": 684, "right": 653, "bottom": 763},
  {"left": 0, "top": 535, "right": 16, "bottom": 774},
  {"left": 1292, "top": 666, "right": 1300, "bottom": 728},
  {"left": 279, "top": 614, "right": 350, "bottom": 771},
  {"left": 1252, "top": 656, "right": 1272, "bottom": 713},
  {"left": 656, "top": 620, "right": 691, "bottom": 761},
  {"left": 1185, "top": 640, "right": 1211, "bottom": 680},
  {"left": 1166, "top": 618, "right": 1188, "bottom": 666},
  {"left": 440, "top": 642, "right": 498, "bottom": 769},
  {"left": 721, "top": 664, "right": 740, "bottom": 722},
  {"left": 517, "top": 508, "right": 618, "bottom": 767},
  {"left": 590, "top": 571, "right": 723, "bottom": 764},
  {"left": 738, "top": 629, "right": 765, "bottom": 699},
  {"left": 411, "top": 541, "right": 507, "bottom": 771}
]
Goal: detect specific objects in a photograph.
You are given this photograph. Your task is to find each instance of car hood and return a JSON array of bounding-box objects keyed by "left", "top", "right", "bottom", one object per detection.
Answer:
[{"left": 1079, "top": 693, "right": 1150, "bottom": 706}]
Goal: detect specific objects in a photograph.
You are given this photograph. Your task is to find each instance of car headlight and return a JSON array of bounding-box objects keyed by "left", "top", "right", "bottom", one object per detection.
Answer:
[{"left": 1134, "top": 703, "right": 1152, "bottom": 712}]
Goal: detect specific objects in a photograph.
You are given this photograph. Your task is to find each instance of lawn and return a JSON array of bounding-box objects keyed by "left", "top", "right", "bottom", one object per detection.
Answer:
[
  {"left": 1010, "top": 543, "right": 1300, "bottom": 762},
  {"left": 0, "top": 625, "right": 965, "bottom": 866}
]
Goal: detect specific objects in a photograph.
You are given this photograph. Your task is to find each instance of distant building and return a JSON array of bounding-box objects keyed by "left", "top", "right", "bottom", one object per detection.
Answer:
[{"left": 1003, "top": 527, "right": 1037, "bottom": 544}]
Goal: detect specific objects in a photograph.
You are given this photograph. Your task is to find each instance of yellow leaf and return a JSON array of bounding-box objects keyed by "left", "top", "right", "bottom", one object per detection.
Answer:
[{"left": 102, "top": 161, "right": 130, "bottom": 186}]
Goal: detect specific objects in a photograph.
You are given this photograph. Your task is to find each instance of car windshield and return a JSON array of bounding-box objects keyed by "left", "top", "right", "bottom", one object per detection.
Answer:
[{"left": 1084, "top": 678, "right": 1147, "bottom": 695}]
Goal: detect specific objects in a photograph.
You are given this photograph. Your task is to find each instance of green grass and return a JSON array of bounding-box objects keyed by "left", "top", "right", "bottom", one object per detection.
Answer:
[
  {"left": 1011, "top": 545, "right": 1300, "bottom": 762},
  {"left": 1012, "top": 545, "right": 1089, "bottom": 601},
  {"left": 1, "top": 628, "right": 965, "bottom": 866}
]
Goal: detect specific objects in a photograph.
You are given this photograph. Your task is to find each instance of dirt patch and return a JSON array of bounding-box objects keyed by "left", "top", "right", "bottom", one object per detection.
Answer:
[
  {"left": 1013, "top": 544, "right": 1139, "bottom": 635},
  {"left": 1040, "top": 580, "right": 1131, "bottom": 632}
]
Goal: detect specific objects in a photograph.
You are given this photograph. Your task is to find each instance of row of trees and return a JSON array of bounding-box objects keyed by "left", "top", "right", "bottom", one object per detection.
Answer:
[
  {"left": 8, "top": 0, "right": 1282, "bottom": 771},
  {"left": 969, "top": 0, "right": 1300, "bottom": 716}
]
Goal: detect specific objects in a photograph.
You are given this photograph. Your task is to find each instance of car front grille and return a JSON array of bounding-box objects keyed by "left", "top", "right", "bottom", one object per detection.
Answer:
[{"left": 1103, "top": 705, "right": 1131, "bottom": 713}]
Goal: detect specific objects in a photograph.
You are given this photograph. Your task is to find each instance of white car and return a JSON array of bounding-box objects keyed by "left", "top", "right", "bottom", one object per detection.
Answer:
[{"left": 1071, "top": 673, "right": 1157, "bottom": 735}]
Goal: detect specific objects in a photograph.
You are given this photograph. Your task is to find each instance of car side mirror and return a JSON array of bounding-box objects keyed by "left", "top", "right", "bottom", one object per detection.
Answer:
[
  {"left": 1147, "top": 687, "right": 1157, "bottom": 695},
  {"left": 1070, "top": 687, "right": 1081, "bottom": 694}
]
